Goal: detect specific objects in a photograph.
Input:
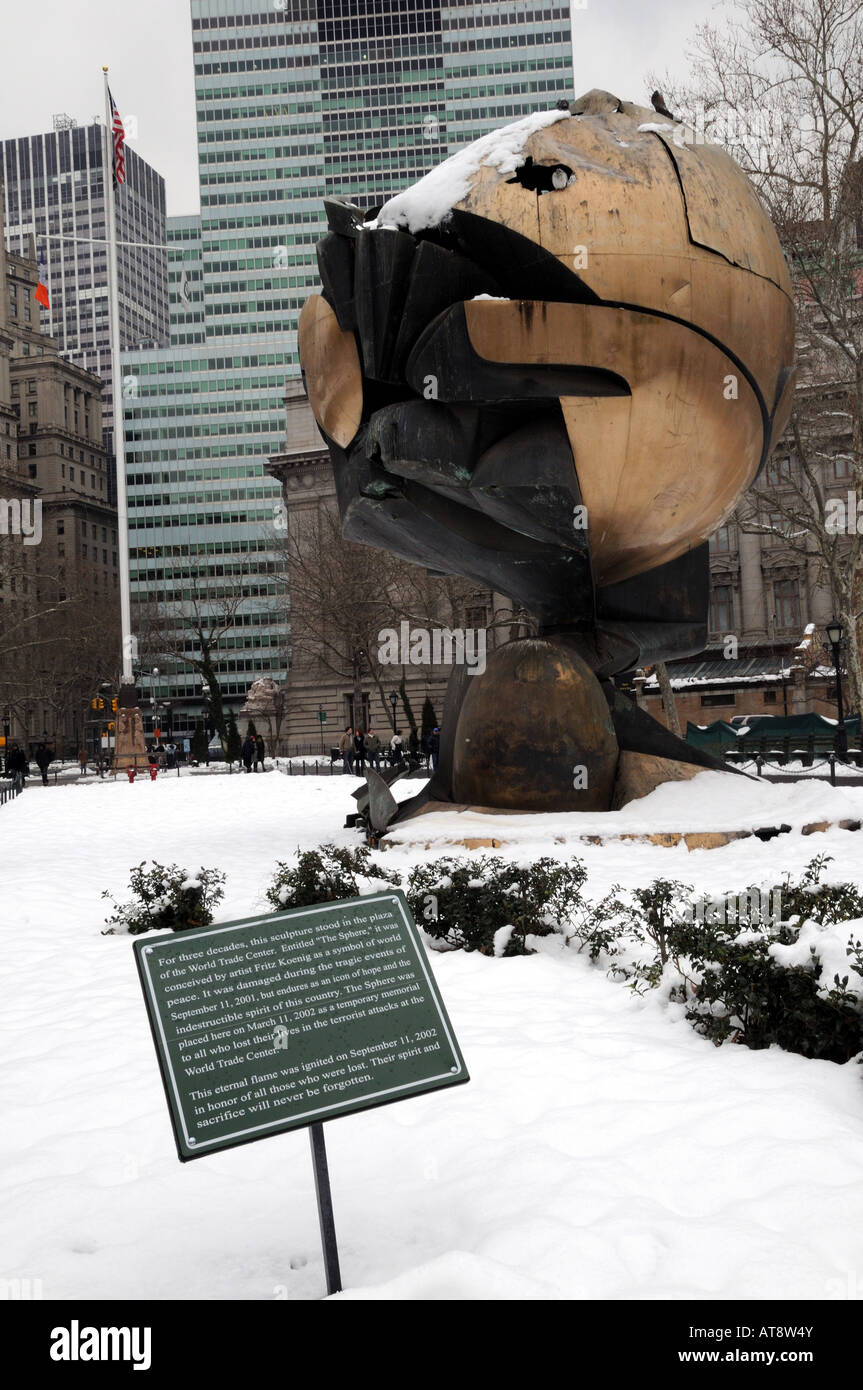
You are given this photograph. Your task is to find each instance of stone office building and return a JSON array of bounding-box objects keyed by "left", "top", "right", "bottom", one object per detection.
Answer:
[{"left": 0, "top": 196, "right": 118, "bottom": 755}]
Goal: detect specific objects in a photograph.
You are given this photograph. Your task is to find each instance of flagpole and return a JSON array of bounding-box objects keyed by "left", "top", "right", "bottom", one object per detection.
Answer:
[{"left": 102, "top": 65, "right": 134, "bottom": 687}]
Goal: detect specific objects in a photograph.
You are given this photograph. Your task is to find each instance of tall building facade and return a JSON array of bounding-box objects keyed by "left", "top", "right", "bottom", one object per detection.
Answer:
[
  {"left": 0, "top": 121, "right": 170, "bottom": 435},
  {"left": 124, "top": 0, "right": 575, "bottom": 737},
  {"left": 0, "top": 194, "right": 118, "bottom": 756}
]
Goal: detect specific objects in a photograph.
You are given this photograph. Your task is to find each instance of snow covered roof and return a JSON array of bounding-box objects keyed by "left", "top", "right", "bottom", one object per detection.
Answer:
[{"left": 642, "top": 654, "right": 793, "bottom": 690}]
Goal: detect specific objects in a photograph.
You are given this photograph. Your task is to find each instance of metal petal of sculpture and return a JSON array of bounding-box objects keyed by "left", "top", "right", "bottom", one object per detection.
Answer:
[{"left": 298, "top": 92, "right": 795, "bottom": 816}]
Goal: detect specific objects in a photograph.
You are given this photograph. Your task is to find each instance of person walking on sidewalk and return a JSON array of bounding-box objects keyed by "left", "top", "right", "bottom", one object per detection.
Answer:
[{"left": 34, "top": 742, "right": 53, "bottom": 787}]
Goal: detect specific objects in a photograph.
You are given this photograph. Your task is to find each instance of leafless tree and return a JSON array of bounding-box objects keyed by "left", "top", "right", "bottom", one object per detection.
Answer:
[
  {"left": 137, "top": 565, "right": 258, "bottom": 747},
  {"left": 0, "top": 533, "right": 119, "bottom": 749},
  {"left": 277, "top": 504, "right": 513, "bottom": 731},
  {"left": 654, "top": 0, "right": 863, "bottom": 711}
]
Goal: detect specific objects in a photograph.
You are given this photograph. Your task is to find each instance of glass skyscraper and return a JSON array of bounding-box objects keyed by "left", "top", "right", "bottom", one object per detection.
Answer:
[
  {"left": 125, "top": 0, "right": 573, "bottom": 733},
  {"left": 0, "top": 122, "right": 169, "bottom": 437}
]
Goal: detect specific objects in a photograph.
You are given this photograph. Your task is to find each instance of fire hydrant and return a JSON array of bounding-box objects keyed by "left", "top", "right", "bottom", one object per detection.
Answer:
[
  {"left": 126, "top": 765, "right": 137, "bottom": 783},
  {"left": 148, "top": 764, "right": 158, "bottom": 781}
]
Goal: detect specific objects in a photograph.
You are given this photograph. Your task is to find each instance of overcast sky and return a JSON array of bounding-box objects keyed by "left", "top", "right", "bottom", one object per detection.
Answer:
[{"left": 0, "top": 0, "right": 724, "bottom": 217}]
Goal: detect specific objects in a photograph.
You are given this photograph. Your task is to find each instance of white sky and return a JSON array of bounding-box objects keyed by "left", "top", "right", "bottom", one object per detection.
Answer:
[{"left": 0, "top": 0, "right": 724, "bottom": 217}]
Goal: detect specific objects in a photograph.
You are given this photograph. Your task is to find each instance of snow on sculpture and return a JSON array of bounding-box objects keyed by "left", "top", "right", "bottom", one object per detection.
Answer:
[{"left": 298, "top": 90, "right": 796, "bottom": 819}]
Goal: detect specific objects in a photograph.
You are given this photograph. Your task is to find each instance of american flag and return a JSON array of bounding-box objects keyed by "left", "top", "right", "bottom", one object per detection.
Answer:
[{"left": 108, "top": 88, "right": 126, "bottom": 186}]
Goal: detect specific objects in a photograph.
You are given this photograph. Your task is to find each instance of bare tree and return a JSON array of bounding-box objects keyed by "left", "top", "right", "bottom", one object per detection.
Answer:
[
  {"left": 277, "top": 504, "right": 508, "bottom": 731},
  {"left": 654, "top": 661, "right": 683, "bottom": 736},
  {"left": 137, "top": 567, "right": 257, "bottom": 747},
  {"left": 0, "top": 532, "right": 119, "bottom": 750},
  {"left": 655, "top": 0, "right": 863, "bottom": 711}
]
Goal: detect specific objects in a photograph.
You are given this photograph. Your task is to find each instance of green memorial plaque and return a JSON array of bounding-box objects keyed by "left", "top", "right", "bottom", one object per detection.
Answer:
[{"left": 134, "top": 890, "right": 468, "bottom": 1161}]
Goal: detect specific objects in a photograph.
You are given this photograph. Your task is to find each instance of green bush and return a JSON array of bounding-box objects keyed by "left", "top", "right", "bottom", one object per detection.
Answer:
[
  {"left": 266, "top": 843, "right": 400, "bottom": 911},
  {"left": 777, "top": 853, "right": 863, "bottom": 927},
  {"left": 103, "top": 861, "right": 226, "bottom": 935},
  {"left": 405, "top": 854, "right": 588, "bottom": 956},
  {"left": 585, "top": 859, "right": 863, "bottom": 1063}
]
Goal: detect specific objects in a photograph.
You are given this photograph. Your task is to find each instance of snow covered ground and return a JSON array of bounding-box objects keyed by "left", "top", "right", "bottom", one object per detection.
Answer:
[{"left": 2, "top": 769, "right": 863, "bottom": 1301}]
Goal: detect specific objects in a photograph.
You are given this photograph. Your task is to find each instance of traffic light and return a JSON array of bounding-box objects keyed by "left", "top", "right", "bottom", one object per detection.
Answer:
[
  {"left": 111, "top": 698, "right": 118, "bottom": 713},
  {"left": 108, "top": 722, "right": 116, "bottom": 733}
]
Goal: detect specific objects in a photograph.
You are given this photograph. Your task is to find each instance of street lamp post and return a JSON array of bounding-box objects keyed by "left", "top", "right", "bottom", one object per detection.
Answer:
[
  {"left": 2, "top": 708, "right": 9, "bottom": 776},
  {"left": 388, "top": 690, "right": 398, "bottom": 733},
  {"left": 825, "top": 618, "right": 848, "bottom": 760}
]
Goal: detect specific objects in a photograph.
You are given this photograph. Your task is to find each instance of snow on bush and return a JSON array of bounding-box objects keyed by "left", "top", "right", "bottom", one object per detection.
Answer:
[{"left": 102, "top": 862, "right": 226, "bottom": 935}]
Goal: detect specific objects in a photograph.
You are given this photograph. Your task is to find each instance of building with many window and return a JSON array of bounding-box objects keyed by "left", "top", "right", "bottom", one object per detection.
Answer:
[
  {"left": 123, "top": 0, "right": 575, "bottom": 738},
  {"left": 1, "top": 119, "right": 169, "bottom": 440}
]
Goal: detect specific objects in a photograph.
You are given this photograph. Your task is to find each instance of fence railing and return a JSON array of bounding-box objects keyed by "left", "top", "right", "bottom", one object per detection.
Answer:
[
  {"left": 723, "top": 733, "right": 863, "bottom": 769},
  {"left": 0, "top": 776, "right": 23, "bottom": 807}
]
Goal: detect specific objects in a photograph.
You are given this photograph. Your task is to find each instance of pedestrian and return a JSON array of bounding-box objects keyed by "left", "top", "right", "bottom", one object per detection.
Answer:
[
  {"left": 166, "top": 741, "right": 177, "bottom": 770},
  {"left": 408, "top": 727, "right": 420, "bottom": 761},
  {"left": 390, "top": 728, "right": 404, "bottom": 766},
  {"left": 353, "top": 728, "right": 366, "bottom": 773},
  {"left": 34, "top": 741, "right": 53, "bottom": 787},
  {"left": 338, "top": 726, "right": 354, "bottom": 775},
  {"left": 147, "top": 744, "right": 159, "bottom": 768},
  {"left": 365, "top": 727, "right": 382, "bottom": 770},
  {"left": 7, "top": 745, "right": 25, "bottom": 789},
  {"left": 255, "top": 733, "right": 266, "bottom": 771},
  {"left": 241, "top": 734, "right": 255, "bottom": 773},
  {"left": 77, "top": 746, "right": 89, "bottom": 777},
  {"left": 8, "top": 743, "right": 28, "bottom": 786},
  {"left": 430, "top": 726, "right": 441, "bottom": 771}
]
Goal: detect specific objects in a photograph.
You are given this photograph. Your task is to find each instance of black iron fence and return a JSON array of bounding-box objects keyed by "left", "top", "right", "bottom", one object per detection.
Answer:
[{"left": 0, "top": 776, "right": 23, "bottom": 806}]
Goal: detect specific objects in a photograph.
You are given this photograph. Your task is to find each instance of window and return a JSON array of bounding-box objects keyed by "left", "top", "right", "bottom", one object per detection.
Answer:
[
  {"left": 709, "top": 584, "right": 734, "bottom": 631},
  {"left": 766, "top": 456, "right": 792, "bottom": 485},
  {"left": 28, "top": 443, "right": 36, "bottom": 456},
  {"left": 709, "top": 524, "right": 733, "bottom": 554},
  {"left": 833, "top": 457, "right": 853, "bottom": 480},
  {"left": 57, "top": 521, "right": 64, "bottom": 534},
  {"left": 763, "top": 689, "right": 777, "bottom": 704},
  {"left": 700, "top": 692, "right": 736, "bottom": 707},
  {"left": 774, "top": 578, "right": 801, "bottom": 631},
  {"left": 28, "top": 464, "right": 37, "bottom": 478}
]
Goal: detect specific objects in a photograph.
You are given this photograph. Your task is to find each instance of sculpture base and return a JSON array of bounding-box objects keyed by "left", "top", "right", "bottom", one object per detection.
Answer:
[{"left": 451, "top": 638, "right": 618, "bottom": 812}]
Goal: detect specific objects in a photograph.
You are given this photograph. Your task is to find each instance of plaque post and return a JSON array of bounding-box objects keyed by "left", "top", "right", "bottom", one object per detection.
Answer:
[{"left": 308, "top": 1121, "right": 342, "bottom": 1296}]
